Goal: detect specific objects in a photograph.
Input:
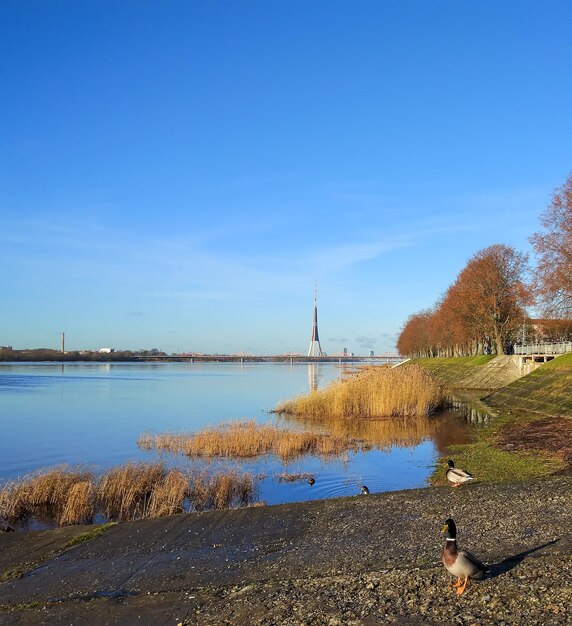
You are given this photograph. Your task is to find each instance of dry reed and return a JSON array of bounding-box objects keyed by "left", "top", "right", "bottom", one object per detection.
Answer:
[
  {"left": 0, "top": 463, "right": 257, "bottom": 528},
  {"left": 0, "top": 467, "right": 94, "bottom": 524},
  {"left": 145, "top": 469, "right": 188, "bottom": 518},
  {"left": 276, "top": 365, "right": 445, "bottom": 419},
  {"left": 176, "top": 468, "right": 255, "bottom": 511},
  {"left": 138, "top": 421, "right": 359, "bottom": 461},
  {"left": 212, "top": 471, "right": 254, "bottom": 509},
  {"left": 96, "top": 462, "right": 165, "bottom": 521},
  {"left": 59, "top": 480, "right": 94, "bottom": 526}
]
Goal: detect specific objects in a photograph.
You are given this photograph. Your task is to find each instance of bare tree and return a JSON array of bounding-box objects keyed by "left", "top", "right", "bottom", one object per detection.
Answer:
[{"left": 530, "top": 173, "right": 572, "bottom": 319}]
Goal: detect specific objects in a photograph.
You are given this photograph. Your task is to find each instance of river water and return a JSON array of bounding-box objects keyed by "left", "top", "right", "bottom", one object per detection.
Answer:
[{"left": 0, "top": 361, "right": 473, "bottom": 505}]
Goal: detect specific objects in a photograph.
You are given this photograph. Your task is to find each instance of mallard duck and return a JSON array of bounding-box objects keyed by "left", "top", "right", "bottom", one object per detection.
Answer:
[
  {"left": 446, "top": 459, "right": 474, "bottom": 487},
  {"left": 360, "top": 485, "right": 370, "bottom": 495},
  {"left": 441, "top": 518, "right": 486, "bottom": 594}
]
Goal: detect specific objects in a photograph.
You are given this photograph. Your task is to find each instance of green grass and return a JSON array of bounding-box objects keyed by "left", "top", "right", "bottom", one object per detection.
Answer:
[
  {"left": 64, "top": 522, "right": 117, "bottom": 548},
  {"left": 411, "top": 353, "right": 572, "bottom": 413},
  {"left": 406, "top": 356, "right": 495, "bottom": 386},
  {"left": 431, "top": 441, "right": 565, "bottom": 486},
  {"left": 0, "top": 565, "right": 28, "bottom": 583},
  {"left": 408, "top": 355, "right": 494, "bottom": 368},
  {"left": 430, "top": 378, "right": 569, "bottom": 485},
  {"left": 427, "top": 353, "right": 572, "bottom": 485},
  {"left": 485, "top": 352, "right": 572, "bottom": 416},
  {"left": 0, "top": 601, "right": 42, "bottom": 612}
]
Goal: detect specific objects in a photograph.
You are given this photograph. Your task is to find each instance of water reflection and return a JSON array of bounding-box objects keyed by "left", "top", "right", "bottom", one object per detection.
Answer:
[
  {"left": 308, "top": 362, "right": 320, "bottom": 391},
  {"left": 0, "top": 362, "right": 491, "bottom": 514},
  {"left": 307, "top": 362, "right": 359, "bottom": 392},
  {"left": 431, "top": 412, "right": 476, "bottom": 455},
  {"left": 447, "top": 394, "right": 495, "bottom": 425},
  {"left": 0, "top": 362, "right": 346, "bottom": 481},
  {"left": 283, "top": 409, "right": 473, "bottom": 455}
]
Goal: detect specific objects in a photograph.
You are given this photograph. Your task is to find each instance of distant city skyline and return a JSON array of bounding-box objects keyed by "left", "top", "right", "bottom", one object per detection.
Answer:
[{"left": 2, "top": 2, "right": 571, "bottom": 354}]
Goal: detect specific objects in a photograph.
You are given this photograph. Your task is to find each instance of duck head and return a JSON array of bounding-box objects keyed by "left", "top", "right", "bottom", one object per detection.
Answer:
[{"left": 442, "top": 518, "right": 457, "bottom": 540}]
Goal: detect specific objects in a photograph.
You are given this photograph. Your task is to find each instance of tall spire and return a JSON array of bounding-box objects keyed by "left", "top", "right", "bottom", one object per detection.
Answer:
[{"left": 307, "top": 282, "right": 324, "bottom": 357}]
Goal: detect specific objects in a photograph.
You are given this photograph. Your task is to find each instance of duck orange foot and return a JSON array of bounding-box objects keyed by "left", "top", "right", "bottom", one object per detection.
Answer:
[{"left": 456, "top": 576, "right": 468, "bottom": 595}]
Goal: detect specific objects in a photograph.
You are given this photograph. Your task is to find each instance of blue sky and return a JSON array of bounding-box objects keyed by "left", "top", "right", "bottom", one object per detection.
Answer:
[{"left": 1, "top": 1, "right": 571, "bottom": 355}]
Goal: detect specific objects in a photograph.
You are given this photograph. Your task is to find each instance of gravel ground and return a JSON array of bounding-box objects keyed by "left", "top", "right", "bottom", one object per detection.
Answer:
[
  {"left": 1, "top": 477, "right": 571, "bottom": 625},
  {"left": 178, "top": 555, "right": 571, "bottom": 625}
]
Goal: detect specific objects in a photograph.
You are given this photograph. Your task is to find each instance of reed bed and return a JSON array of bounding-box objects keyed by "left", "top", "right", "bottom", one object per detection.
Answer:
[
  {"left": 0, "top": 463, "right": 256, "bottom": 528},
  {"left": 0, "top": 467, "right": 94, "bottom": 525},
  {"left": 138, "top": 420, "right": 360, "bottom": 461},
  {"left": 276, "top": 365, "right": 445, "bottom": 419}
]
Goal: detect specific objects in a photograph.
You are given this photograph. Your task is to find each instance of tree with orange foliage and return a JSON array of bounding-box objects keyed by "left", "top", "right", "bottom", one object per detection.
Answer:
[
  {"left": 397, "top": 244, "right": 530, "bottom": 357},
  {"left": 445, "top": 244, "right": 529, "bottom": 355},
  {"left": 397, "top": 310, "right": 435, "bottom": 357},
  {"left": 530, "top": 173, "right": 572, "bottom": 319},
  {"left": 436, "top": 286, "right": 480, "bottom": 356}
]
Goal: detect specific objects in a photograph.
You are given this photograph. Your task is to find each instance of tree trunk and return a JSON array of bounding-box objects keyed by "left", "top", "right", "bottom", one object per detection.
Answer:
[{"left": 494, "top": 329, "right": 505, "bottom": 355}]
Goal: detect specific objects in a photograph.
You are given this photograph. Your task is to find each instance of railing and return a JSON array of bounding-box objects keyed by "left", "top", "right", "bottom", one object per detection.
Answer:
[{"left": 513, "top": 342, "right": 572, "bottom": 356}]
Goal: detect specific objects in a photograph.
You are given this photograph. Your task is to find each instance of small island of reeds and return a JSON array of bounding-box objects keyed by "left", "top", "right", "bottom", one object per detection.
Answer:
[
  {"left": 275, "top": 364, "right": 445, "bottom": 419},
  {"left": 138, "top": 420, "right": 362, "bottom": 460},
  {"left": 138, "top": 366, "right": 447, "bottom": 465}
]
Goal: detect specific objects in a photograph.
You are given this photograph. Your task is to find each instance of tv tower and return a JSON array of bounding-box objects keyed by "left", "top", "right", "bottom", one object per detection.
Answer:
[{"left": 307, "top": 283, "right": 324, "bottom": 357}]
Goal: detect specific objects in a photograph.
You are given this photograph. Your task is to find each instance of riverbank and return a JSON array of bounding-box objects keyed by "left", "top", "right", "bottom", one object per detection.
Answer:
[
  {"left": 405, "top": 354, "right": 572, "bottom": 485},
  {"left": 1, "top": 476, "right": 571, "bottom": 625},
  {"left": 406, "top": 355, "right": 521, "bottom": 389}
]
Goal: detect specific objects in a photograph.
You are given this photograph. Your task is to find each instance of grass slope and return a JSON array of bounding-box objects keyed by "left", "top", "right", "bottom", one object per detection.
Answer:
[
  {"left": 485, "top": 352, "right": 572, "bottom": 416},
  {"left": 407, "top": 355, "right": 495, "bottom": 387},
  {"left": 430, "top": 353, "right": 572, "bottom": 485}
]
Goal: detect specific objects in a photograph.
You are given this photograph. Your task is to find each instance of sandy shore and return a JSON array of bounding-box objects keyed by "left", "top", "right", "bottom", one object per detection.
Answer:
[{"left": 1, "top": 476, "right": 571, "bottom": 625}]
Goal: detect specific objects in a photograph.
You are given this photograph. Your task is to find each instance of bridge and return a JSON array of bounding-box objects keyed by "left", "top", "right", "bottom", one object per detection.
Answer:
[
  {"left": 513, "top": 341, "right": 572, "bottom": 366},
  {"left": 132, "top": 354, "right": 406, "bottom": 364}
]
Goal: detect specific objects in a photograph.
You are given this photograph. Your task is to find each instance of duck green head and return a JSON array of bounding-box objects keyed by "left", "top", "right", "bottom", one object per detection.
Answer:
[
  {"left": 447, "top": 459, "right": 455, "bottom": 468},
  {"left": 442, "top": 518, "right": 457, "bottom": 540}
]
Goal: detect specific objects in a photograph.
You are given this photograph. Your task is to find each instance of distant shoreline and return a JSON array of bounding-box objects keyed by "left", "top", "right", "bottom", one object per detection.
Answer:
[{"left": 0, "top": 351, "right": 403, "bottom": 364}]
